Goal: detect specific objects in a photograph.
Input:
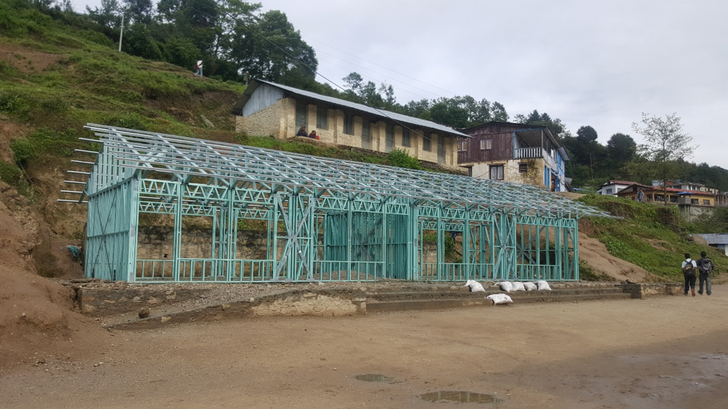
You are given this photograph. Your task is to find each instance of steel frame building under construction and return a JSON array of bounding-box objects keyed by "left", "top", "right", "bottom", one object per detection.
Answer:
[{"left": 62, "top": 124, "right": 611, "bottom": 283}]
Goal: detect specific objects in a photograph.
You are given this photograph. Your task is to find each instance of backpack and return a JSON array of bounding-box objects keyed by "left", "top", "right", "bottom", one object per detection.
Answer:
[
  {"left": 683, "top": 260, "right": 695, "bottom": 276},
  {"left": 700, "top": 259, "right": 713, "bottom": 275}
]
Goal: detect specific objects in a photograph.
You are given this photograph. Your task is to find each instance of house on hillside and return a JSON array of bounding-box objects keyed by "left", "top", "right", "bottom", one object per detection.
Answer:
[
  {"left": 231, "top": 79, "right": 469, "bottom": 169},
  {"left": 665, "top": 181, "right": 719, "bottom": 195},
  {"left": 596, "top": 180, "right": 637, "bottom": 196},
  {"left": 457, "top": 122, "right": 570, "bottom": 191},
  {"left": 617, "top": 183, "right": 716, "bottom": 206}
]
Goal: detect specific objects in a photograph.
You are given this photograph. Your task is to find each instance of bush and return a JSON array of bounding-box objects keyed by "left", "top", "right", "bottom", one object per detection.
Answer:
[
  {"left": 0, "top": 91, "right": 32, "bottom": 119},
  {"left": 387, "top": 148, "right": 421, "bottom": 170}
]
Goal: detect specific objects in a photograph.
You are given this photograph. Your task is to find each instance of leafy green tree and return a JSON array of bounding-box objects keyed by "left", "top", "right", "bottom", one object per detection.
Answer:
[
  {"left": 429, "top": 100, "right": 468, "bottom": 128},
  {"left": 631, "top": 113, "right": 696, "bottom": 202},
  {"left": 606, "top": 133, "right": 636, "bottom": 175},
  {"left": 516, "top": 110, "right": 566, "bottom": 137},
  {"left": 122, "top": 23, "right": 163, "bottom": 60},
  {"left": 491, "top": 102, "right": 508, "bottom": 122},
  {"left": 156, "top": 0, "right": 218, "bottom": 56},
  {"left": 228, "top": 9, "right": 317, "bottom": 83},
  {"left": 123, "top": 0, "right": 153, "bottom": 24},
  {"left": 402, "top": 99, "right": 430, "bottom": 118},
  {"left": 576, "top": 125, "right": 599, "bottom": 179},
  {"left": 86, "top": 0, "right": 122, "bottom": 28}
]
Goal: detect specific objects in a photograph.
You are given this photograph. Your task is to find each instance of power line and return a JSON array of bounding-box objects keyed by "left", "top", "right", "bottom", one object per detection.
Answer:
[{"left": 305, "top": 36, "right": 460, "bottom": 98}]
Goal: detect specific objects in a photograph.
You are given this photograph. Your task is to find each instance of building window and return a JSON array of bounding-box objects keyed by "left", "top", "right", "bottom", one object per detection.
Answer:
[
  {"left": 295, "top": 102, "right": 308, "bottom": 129},
  {"left": 423, "top": 133, "right": 431, "bottom": 152},
  {"left": 691, "top": 198, "right": 699, "bottom": 205},
  {"left": 703, "top": 199, "right": 710, "bottom": 206},
  {"left": 385, "top": 124, "right": 394, "bottom": 152},
  {"left": 316, "top": 107, "right": 327, "bottom": 129},
  {"left": 402, "top": 128, "right": 410, "bottom": 147},
  {"left": 361, "top": 121, "right": 371, "bottom": 150},
  {"left": 480, "top": 139, "right": 492, "bottom": 150},
  {"left": 458, "top": 141, "right": 468, "bottom": 151},
  {"left": 605, "top": 188, "right": 613, "bottom": 194},
  {"left": 490, "top": 165, "right": 504, "bottom": 180},
  {"left": 519, "top": 163, "right": 528, "bottom": 173},
  {"left": 344, "top": 113, "right": 354, "bottom": 135}
]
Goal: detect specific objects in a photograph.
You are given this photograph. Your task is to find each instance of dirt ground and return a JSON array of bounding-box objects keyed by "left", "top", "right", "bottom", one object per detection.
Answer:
[{"left": 1, "top": 286, "right": 727, "bottom": 409}]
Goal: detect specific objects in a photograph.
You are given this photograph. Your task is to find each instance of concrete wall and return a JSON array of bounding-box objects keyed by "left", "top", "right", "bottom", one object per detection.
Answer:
[{"left": 678, "top": 204, "right": 714, "bottom": 223}]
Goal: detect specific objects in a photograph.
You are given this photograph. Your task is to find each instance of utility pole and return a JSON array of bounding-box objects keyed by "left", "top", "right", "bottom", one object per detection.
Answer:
[{"left": 118, "top": 13, "right": 125, "bottom": 52}]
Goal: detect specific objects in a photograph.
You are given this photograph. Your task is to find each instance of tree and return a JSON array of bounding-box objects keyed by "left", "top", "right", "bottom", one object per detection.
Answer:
[
  {"left": 576, "top": 125, "right": 599, "bottom": 179},
  {"left": 517, "top": 110, "right": 567, "bottom": 138},
  {"left": 429, "top": 100, "right": 468, "bottom": 128},
  {"left": 228, "top": 9, "right": 317, "bottom": 83},
  {"left": 86, "top": 0, "right": 122, "bottom": 29},
  {"left": 606, "top": 133, "right": 636, "bottom": 173},
  {"left": 631, "top": 113, "right": 696, "bottom": 203},
  {"left": 123, "top": 0, "right": 153, "bottom": 24},
  {"left": 491, "top": 102, "right": 508, "bottom": 122}
]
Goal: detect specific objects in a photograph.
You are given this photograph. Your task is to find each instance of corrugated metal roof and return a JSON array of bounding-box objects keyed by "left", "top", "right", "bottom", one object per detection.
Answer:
[
  {"left": 692, "top": 234, "right": 728, "bottom": 245},
  {"left": 233, "top": 79, "right": 470, "bottom": 138}
]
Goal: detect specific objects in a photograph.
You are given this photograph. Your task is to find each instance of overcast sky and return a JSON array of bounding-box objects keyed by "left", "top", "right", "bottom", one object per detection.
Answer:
[{"left": 73, "top": 0, "right": 728, "bottom": 169}]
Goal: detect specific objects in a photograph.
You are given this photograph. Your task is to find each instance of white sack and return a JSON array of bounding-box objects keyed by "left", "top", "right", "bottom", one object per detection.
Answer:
[
  {"left": 486, "top": 293, "right": 513, "bottom": 305},
  {"left": 523, "top": 282, "right": 537, "bottom": 291},
  {"left": 536, "top": 280, "right": 552, "bottom": 291},
  {"left": 511, "top": 282, "right": 525, "bottom": 292},
  {"left": 498, "top": 281, "right": 514, "bottom": 292},
  {"left": 464, "top": 280, "right": 485, "bottom": 292}
]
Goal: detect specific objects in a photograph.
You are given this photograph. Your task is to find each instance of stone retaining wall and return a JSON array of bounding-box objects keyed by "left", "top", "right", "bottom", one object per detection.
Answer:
[{"left": 77, "top": 284, "right": 211, "bottom": 316}]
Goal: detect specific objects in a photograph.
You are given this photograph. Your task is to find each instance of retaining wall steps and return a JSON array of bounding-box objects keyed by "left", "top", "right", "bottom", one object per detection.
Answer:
[{"left": 365, "top": 286, "right": 635, "bottom": 313}]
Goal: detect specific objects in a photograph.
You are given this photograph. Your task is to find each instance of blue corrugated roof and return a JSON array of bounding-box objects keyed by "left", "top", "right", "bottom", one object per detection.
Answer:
[
  {"left": 236, "top": 79, "right": 470, "bottom": 138},
  {"left": 692, "top": 234, "right": 728, "bottom": 245}
]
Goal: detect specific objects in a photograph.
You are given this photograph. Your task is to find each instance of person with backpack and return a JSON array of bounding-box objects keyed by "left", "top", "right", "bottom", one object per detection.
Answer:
[
  {"left": 682, "top": 253, "right": 697, "bottom": 296},
  {"left": 697, "top": 251, "right": 713, "bottom": 295}
]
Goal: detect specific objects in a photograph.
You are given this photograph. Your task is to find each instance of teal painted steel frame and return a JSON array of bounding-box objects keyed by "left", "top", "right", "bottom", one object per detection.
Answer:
[{"left": 71, "top": 124, "right": 611, "bottom": 283}]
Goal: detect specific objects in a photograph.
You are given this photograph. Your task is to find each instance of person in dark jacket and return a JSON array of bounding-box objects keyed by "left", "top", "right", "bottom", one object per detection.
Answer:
[
  {"left": 296, "top": 126, "right": 307, "bottom": 137},
  {"left": 697, "top": 251, "right": 714, "bottom": 295}
]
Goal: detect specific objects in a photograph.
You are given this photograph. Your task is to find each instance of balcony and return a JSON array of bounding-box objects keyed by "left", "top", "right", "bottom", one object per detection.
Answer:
[{"left": 515, "top": 147, "right": 556, "bottom": 169}]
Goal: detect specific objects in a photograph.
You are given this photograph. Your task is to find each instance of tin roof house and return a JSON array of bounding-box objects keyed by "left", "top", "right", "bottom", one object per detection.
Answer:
[{"left": 232, "top": 80, "right": 469, "bottom": 169}]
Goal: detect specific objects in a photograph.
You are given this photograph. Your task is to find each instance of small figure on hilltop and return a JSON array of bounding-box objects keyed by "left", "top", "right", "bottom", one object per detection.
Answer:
[
  {"left": 193, "top": 60, "right": 203, "bottom": 78},
  {"left": 682, "top": 253, "right": 697, "bottom": 296},
  {"left": 697, "top": 251, "right": 714, "bottom": 295},
  {"left": 296, "top": 126, "right": 307, "bottom": 137},
  {"left": 308, "top": 130, "right": 319, "bottom": 140}
]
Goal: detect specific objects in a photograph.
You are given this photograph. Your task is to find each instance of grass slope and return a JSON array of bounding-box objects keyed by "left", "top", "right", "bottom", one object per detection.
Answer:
[{"left": 578, "top": 194, "right": 726, "bottom": 280}]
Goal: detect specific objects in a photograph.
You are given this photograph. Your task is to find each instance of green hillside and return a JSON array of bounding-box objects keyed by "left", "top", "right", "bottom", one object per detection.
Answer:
[{"left": 578, "top": 194, "right": 727, "bottom": 280}]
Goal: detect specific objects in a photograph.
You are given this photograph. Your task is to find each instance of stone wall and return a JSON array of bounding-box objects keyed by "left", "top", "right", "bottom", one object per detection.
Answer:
[
  {"left": 78, "top": 283, "right": 210, "bottom": 316},
  {"left": 137, "top": 226, "right": 269, "bottom": 260},
  {"left": 137, "top": 225, "right": 438, "bottom": 261},
  {"left": 236, "top": 100, "right": 284, "bottom": 137}
]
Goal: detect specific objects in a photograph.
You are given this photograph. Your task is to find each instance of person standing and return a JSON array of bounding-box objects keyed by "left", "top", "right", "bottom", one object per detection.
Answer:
[
  {"left": 697, "top": 251, "right": 714, "bottom": 295},
  {"left": 193, "top": 60, "right": 203, "bottom": 78},
  {"left": 682, "top": 253, "right": 697, "bottom": 296}
]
